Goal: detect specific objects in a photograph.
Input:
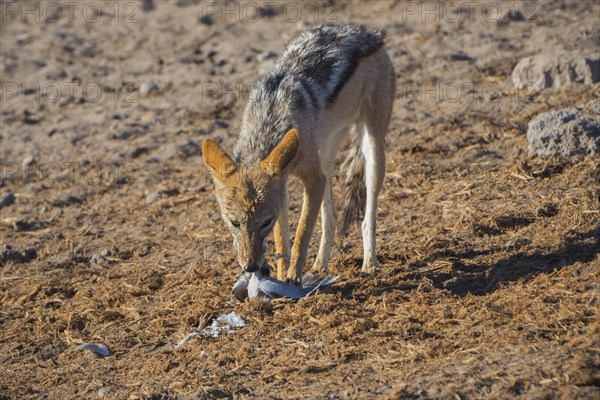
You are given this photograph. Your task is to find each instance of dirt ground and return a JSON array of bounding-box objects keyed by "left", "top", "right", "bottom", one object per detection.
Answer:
[{"left": 1, "top": 0, "right": 599, "bottom": 399}]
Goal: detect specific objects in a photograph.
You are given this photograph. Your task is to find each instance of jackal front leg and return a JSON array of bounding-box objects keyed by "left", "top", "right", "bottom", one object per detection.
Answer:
[
  {"left": 287, "top": 170, "right": 325, "bottom": 284},
  {"left": 273, "top": 188, "right": 290, "bottom": 281}
]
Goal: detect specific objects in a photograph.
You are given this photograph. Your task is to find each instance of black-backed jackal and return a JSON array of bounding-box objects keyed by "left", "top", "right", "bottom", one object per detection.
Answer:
[{"left": 203, "top": 24, "right": 395, "bottom": 283}]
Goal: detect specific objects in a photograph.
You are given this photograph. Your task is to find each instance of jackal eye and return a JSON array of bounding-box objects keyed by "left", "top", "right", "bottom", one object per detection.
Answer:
[
  {"left": 261, "top": 217, "right": 273, "bottom": 228},
  {"left": 230, "top": 219, "right": 241, "bottom": 228}
]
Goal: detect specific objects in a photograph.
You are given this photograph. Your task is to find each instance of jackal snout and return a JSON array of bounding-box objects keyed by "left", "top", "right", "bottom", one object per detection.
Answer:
[{"left": 235, "top": 229, "right": 267, "bottom": 272}]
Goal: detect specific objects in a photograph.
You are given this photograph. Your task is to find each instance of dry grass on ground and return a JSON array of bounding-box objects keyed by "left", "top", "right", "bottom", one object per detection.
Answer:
[{"left": 1, "top": 1, "right": 599, "bottom": 399}]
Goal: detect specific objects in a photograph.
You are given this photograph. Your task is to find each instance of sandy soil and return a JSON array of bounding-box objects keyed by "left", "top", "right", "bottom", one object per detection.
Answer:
[{"left": 1, "top": 0, "right": 599, "bottom": 399}]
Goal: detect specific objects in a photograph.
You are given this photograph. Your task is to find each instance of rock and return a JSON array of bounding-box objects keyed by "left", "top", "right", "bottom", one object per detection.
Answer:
[
  {"left": 527, "top": 108, "right": 600, "bottom": 159},
  {"left": 139, "top": 81, "right": 159, "bottom": 97},
  {"left": 0, "top": 193, "right": 16, "bottom": 209},
  {"left": 512, "top": 53, "right": 600, "bottom": 90}
]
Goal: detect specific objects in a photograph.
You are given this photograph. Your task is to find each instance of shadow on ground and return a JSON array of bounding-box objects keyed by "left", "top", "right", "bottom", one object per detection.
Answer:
[{"left": 335, "top": 224, "right": 599, "bottom": 299}]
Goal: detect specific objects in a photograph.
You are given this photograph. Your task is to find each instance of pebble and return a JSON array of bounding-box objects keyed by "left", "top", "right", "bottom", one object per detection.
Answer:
[
  {"left": 141, "top": 0, "right": 154, "bottom": 12},
  {"left": 16, "top": 34, "right": 30, "bottom": 45},
  {"left": 97, "top": 387, "right": 116, "bottom": 398},
  {"left": 0, "top": 193, "right": 16, "bottom": 209},
  {"left": 497, "top": 9, "right": 526, "bottom": 27},
  {"left": 139, "top": 81, "right": 159, "bottom": 97},
  {"left": 261, "top": 51, "right": 278, "bottom": 60},
  {"left": 51, "top": 195, "right": 84, "bottom": 207},
  {"left": 22, "top": 156, "right": 36, "bottom": 166},
  {"left": 45, "top": 68, "right": 67, "bottom": 80},
  {"left": 199, "top": 15, "right": 214, "bottom": 26}
]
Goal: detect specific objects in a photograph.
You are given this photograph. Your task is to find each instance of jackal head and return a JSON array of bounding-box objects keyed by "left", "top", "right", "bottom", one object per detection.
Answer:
[{"left": 202, "top": 129, "right": 299, "bottom": 272}]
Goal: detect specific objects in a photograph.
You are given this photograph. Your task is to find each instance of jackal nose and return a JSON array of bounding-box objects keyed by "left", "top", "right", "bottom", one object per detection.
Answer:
[{"left": 244, "top": 262, "right": 259, "bottom": 273}]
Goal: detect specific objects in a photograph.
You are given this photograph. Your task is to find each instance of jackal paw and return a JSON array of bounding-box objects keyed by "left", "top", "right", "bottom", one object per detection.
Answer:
[
  {"left": 309, "top": 261, "right": 328, "bottom": 275},
  {"left": 285, "top": 269, "right": 302, "bottom": 286},
  {"left": 361, "top": 259, "right": 379, "bottom": 273}
]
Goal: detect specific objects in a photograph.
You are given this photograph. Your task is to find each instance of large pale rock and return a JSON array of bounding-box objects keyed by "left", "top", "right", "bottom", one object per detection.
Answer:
[
  {"left": 527, "top": 102, "right": 600, "bottom": 159},
  {"left": 512, "top": 53, "right": 600, "bottom": 90}
]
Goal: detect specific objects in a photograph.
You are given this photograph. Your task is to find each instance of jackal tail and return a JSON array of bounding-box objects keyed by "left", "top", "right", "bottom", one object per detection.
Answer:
[{"left": 339, "top": 127, "right": 365, "bottom": 238}]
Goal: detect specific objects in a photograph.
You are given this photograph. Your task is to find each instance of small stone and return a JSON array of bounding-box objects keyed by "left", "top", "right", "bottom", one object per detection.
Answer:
[
  {"left": 261, "top": 51, "right": 278, "bottom": 60},
  {"left": 97, "top": 387, "right": 116, "bottom": 398},
  {"left": 112, "top": 112, "right": 127, "bottom": 120},
  {"left": 0, "top": 193, "right": 16, "bottom": 209},
  {"left": 140, "top": 112, "right": 155, "bottom": 123},
  {"left": 91, "top": 249, "right": 112, "bottom": 266},
  {"left": 16, "top": 34, "right": 30, "bottom": 45},
  {"left": 141, "top": 0, "right": 154, "bottom": 12},
  {"left": 139, "top": 81, "right": 159, "bottom": 97},
  {"left": 45, "top": 68, "right": 67, "bottom": 80},
  {"left": 214, "top": 119, "right": 229, "bottom": 129},
  {"left": 145, "top": 191, "right": 161, "bottom": 204},
  {"left": 145, "top": 188, "right": 180, "bottom": 204},
  {"left": 22, "top": 156, "right": 36, "bottom": 166},
  {"left": 130, "top": 146, "right": 149, "bottom": 158},
  {"left": 23, "top": 110, "right": 40, "bottom": 125},
  {"left": 51, "top": 195, "right": 84, "bottom": 207},
  {"left": 199, "top": 14, "right": 214, "bottom": 26},
  {"left": 154, "top": 143, "right": 177, "bottom": 161},
  {"left": 177, "top": 139, "right": 201, "bottom": 159},
  {"left": 497, "top": 9, "right": 525, "bottom": 27},
  {"left": 450, "top": 53, "right": 473, "bottom": 62}
]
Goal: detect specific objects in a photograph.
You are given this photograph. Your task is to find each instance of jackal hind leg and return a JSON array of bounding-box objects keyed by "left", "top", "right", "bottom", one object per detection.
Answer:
[{"left": 360, "top": 79, "right": 393, "bottom": 273}]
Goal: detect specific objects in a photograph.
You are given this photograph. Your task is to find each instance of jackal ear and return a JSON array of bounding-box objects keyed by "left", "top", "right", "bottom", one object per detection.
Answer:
[
  {"left": 260, "top": 129, "right": 299, "bottom": 175},
  {"left": 202, "top": 139, "right": 237, "bottom": 181}
]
